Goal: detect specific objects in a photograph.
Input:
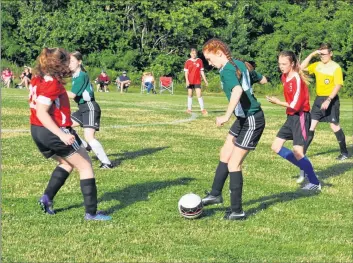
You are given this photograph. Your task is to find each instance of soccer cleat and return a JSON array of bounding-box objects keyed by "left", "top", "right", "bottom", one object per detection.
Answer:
[
  {"left": 202, "top": 191, "right": 223, "bottom": 206},
  {"left": 336, "top": 154, "right": 348, "bottom": 161},
  {"left": 301, "top": 183, "right": 321, "bottom": 191},
  {"left": 38, "top": 194, "right": 55, "bottom": 215},
  {"left": 186, "top": 109, "right": 192, "bottom": 114},
  {"left": 85, "top": 211, "right": 112, "bottom": 221},
  {"left": 201, "top": 109, "right": 208, "bottom": 116},
  {"left": 99, "top": 163, "right": 114, "bottom": 169},
  {"left": 224, "top": 211, "right": 246, "bottom": 220},
  {"left": 85, "top": 144, "right": 92, "bottom": 152},
  {"left": 296, "top": 171, "right": 306, "bottom": 184}
]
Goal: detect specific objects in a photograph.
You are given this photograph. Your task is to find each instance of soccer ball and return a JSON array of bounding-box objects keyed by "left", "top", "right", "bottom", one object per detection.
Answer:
[{"left": 178, "top": 193, "right": 203, "bottom": 219}]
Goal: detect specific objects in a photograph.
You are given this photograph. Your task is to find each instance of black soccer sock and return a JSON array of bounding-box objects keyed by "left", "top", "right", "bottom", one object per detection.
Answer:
[
  {"left": 335, "top": 129, "right": 348, "bottom": 155},
  {"left": 44, "top": 166, "right": 70, "bottom": 200},
  {"left": 80, "top": 178, "right": 98, "bottom": 216},
  {"left": 210, "top": 161, "right": 229, "bottom": 196},
  {"left": 229, "top": 171, "right": 243, "bottom": 213},
  {"left": 304, "top": 130, "right": 315, "bottom": 154}
]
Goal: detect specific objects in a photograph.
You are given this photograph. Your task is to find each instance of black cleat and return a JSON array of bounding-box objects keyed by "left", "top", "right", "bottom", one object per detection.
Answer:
[
  {"left": 85, "top": 144, "right": 92, "bottom": 152},
  {"left": 336, "top": 154, "right": 349, "bottom": 161},
  {"left": 100, "top": 163, "right": 114, "bottom": 169},
  {"left": 224, "top": 211, "right": 246, "bottom": 220},
  {"left": 202, "top": 191, "right": 223, "bottom": 206}
]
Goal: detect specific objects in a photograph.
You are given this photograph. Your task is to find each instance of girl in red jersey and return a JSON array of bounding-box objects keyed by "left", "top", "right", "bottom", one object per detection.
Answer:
[
  {"left": 267, "top": 51, "right": 321, "bottom": 191},
  {"left": 29, "top": 47, "right": 111, "bottom": 220}
]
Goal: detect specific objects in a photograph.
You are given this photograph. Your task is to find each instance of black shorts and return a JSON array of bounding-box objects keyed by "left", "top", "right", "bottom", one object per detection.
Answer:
[
  {"left": 277, "top": 112, "right": 311, "bottom": 146},
  {"left": 229, "top": 110, "right": 265, "bottom": 150},
  {"left": 187, "top": 84, "right": 201, "bottom": 89},
  {"left": 311, "top": 96, "right": 340, "bottom": 124},
  {"left": 71, "top": 101, "right": 101, "bottom": 131},
  {"left": 31, "top": 125, "right": 82, "bottom": 159}
]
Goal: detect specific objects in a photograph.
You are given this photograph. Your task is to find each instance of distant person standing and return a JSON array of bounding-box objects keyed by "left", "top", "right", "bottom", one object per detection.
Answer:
[
  {"left": 300, "top": 43, "right": 348, "bottom": 161},
  {"left": 184, "top": 48, "right": 208, "bottom": 115}
]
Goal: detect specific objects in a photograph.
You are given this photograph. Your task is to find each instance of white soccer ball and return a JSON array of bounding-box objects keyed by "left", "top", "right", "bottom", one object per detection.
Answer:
[{"left": 178, "top": 193, "right": 203, "bottom": 219}]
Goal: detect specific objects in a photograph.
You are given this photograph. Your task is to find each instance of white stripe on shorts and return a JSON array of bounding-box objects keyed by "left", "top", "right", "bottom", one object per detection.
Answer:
[
  {"left": 61, "top": 128, "right": 80, "bottom": 151},
  {"left": 87, "top": 101, "right": 94, "bottom": 127},
  {"left": 241, "top": 115, "right": 255, "bottom": 147}
]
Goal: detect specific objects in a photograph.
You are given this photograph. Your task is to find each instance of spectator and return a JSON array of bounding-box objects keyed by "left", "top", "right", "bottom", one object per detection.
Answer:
[
  {"left": 1, "top": 68, "right": 14, "bottom": 88},
  {"left": 96, "top": 71, "right": 110, "bottom": 92},
  {"left": 142, "top": 72, "right": 156, "bottom": 94},
  {"left": 116, "top": 70, "right": 131, "bottom": 93},
  {"left": 16, "top": 66, "right": 32, "bottom": 89}
]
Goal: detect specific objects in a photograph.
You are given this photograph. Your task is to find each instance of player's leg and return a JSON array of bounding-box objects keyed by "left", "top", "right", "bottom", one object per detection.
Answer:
[
  {"left": 202, "top": 134, "right": 235, "bottom": 206},
  {"left": 39, "top": 156, "right": 73, "bottom": 214},
  {"left": 82, "top": 102, "right": 113, "bottom": 168},
  {"left": 186, "top": 86, "right": 193, "bottom": 113},
  {"left": 64, "top": 147, "right": 111, "bottom": 220},
  {"left": 225, "top": 146, "right": 249, "bottom": 220},
  {"left": 195, "top": 86, "right": 207, "bottom": 115}
]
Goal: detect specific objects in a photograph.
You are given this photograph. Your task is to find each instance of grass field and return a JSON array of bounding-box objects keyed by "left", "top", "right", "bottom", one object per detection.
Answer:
[{"left": 1, "top": 87, "right": 352, "bottom": 263}]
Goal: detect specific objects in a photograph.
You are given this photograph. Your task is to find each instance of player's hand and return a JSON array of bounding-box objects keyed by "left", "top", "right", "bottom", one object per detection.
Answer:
[
  {"left": 186, "top": 81, "right": 190, "bottom": 87},
  {"left": 216, "top": 115, "right": 229, "bottom": 127},
  {"left": 205, "top": 80, "right": 209, "bottom": 87},
  {"left": 59, "top": 133, "right": 75, "bottom": 145},
  {"left": 266, "top": 96, "right": 280, "bottom": 105},
  {"left": 321, "top": 99, "right": 330, "bottom": 110},
  {"left": 312, "top": 50, "right": 320, "bottom": 56}
]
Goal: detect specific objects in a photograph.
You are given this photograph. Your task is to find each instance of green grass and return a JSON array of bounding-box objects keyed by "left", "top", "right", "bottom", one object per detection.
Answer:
[{"left": 1, "top": 88, "right": 352, "bottom": 263}]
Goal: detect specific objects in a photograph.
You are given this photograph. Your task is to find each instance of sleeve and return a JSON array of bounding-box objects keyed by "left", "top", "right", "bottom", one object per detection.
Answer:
[
  {"left": 222, "top": 69, "right": 240, "bottom": 93},
  {"left": 307, "top": 62, "right": 318, "bottom": 75},
  {"left": 184, "top": 61, "right": 189, "bottom": 72},
  {"left": 36, "top": 81, "right": 60, "bottom": 105},
  {"left": 249, "top": 70, "right": 263, "bottom": 84},
  {"left": 289, "top": 75, "right": 302, "bottom": 111},
  {"left": 199, "top": 59, "right": 204, "bottom": 70},
  {"left": 333, "top": 66, "right": 344, "bottom": 86},
  {"left": 71, "top": 74, "right": 86, "bottom": 96}
]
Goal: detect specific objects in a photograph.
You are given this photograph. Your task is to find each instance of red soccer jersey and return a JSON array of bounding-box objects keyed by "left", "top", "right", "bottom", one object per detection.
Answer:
[
  {"left": 184, "top": 58, "right": 204, "bottom": 85},
  {"left": 29, "top": 76, "right": 73, "bottom": 127},
  {"left": 281, "top": 73, "right": 310, "bottom": 115},
  {"left": 98, "top": 74, "right": 110, "bottom": 82}
]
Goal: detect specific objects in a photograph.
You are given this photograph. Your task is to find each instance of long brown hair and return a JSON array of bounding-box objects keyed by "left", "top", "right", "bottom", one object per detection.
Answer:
[
  {"left": 71, "top": 51, "right": 87, "bottom": 72},
  {"left": 34, "top": 47, "right": 71, "bottom": 84},
  {"left": 202, "top": 38, "right": 254, "bottom": 80},
  {"left": 278, "top": 51, "right": 310, "bottom": 85}
]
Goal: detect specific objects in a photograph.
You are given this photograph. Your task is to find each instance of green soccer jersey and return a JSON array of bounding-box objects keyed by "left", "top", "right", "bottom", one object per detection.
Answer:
[
  {"left": 71, "top": 70, "right": 94, "bottom": 104},
  {"left": 220, "top": 59, "right": 262, "bottom": 117}
]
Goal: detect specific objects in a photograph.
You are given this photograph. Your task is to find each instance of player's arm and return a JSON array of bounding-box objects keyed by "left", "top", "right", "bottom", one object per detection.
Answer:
[
  {"left": 35, "top": 101, "right": 75, "bottom": 145},
  {"left": 68, "top": 75, "right": 85, "bottom": 99},
  {"left": 201, "top": 70, "right": 208, "bottom": 86},
  {"left": 184, "top": 70, "right": 189, "bottom": 86},
  {"left": 216, "top": 85, "right": 243, "bottom": 127},
  {"left": 266, "top": 95, "right": 290, "bottom": 108},
  {"left": 300, "top": 50, "right": 320, "bottom": 70}
]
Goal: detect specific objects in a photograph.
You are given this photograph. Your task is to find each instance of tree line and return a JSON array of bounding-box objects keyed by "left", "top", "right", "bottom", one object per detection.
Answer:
[{"left": 2, "top": 0, "right": 353, "bottom": 96}]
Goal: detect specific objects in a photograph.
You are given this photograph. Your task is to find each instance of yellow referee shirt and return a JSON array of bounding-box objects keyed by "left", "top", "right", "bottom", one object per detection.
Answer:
[{"left": 307, "top": 61, "right": 343, "bottom": 96}]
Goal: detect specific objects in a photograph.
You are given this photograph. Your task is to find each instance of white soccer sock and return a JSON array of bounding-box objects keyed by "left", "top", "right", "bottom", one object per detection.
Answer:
[
  {"left": 88, "top": 139, "right": 111, "bottom": 165},
  {"left": 198, "top": 97, "right": 204, "bottom": 110},
  {"left": 187, "top": 97, "right": 192, "bottom": 110}
]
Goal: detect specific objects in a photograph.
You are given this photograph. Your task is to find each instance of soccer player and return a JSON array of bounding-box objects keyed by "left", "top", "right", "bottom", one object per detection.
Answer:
[
  {"left": 29, "top": 47, "right": 111, "bottom": 220},
  {"left": 184, "top": 48, "right": 209, "bottom": 115},
  {"left": 301, "top": 43, "right": 348, "bottom": 161},
  {"left": 267, "top": 51, "right": 321, "bottom": 191},
  {"left": 68, "top": 51, "right": 113, "bottom": 169},
  {"left": 201, "top": 38, "right": 267, "bottom": 220}
]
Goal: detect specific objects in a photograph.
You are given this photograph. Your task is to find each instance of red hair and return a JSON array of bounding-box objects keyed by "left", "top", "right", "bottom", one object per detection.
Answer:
[
  {"left": 34, "top": 47, "right": 71, "bottom": 84},
  {"left": 203, "top": 38, "right": 254, "bottom": 79}
]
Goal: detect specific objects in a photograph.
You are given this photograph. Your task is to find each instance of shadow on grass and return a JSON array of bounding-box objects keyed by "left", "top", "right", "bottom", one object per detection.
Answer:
[
  {"left": 309, "top": 145, "right": 353, "bottom": 157},
  {"left": 93, "top": 146, "right": 169, "bottom": 167},
  {"left": 55, "top": 177, "right": 194, "bottom": 215},
  {"left": 204, "top": 161, "right": 352, "bottom": 218}
]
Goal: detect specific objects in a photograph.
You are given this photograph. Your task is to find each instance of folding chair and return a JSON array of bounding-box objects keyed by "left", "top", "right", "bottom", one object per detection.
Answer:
[{"left": 159, "top": 77, "right": 173, "bottom": 94}]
